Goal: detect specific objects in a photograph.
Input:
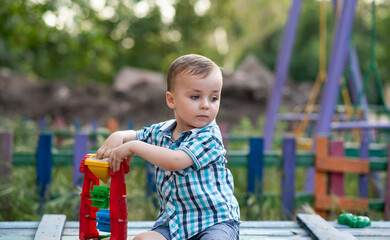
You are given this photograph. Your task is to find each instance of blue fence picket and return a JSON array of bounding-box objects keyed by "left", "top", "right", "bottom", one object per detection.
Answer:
[
  {"left": 127, "top": 120, "right": 134, "bottom": 130},
  {"left": 146, "top": 162, "right": 156, "bottom": 195},
  {"left": 247, "top": 137, "right": 264, "bottom": 196},
  {"left": 36, "top": 133, "right": 53, "bottom": 199}
]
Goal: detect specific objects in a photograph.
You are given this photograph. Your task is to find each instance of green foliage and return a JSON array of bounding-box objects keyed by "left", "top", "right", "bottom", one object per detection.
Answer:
[
  {"left": 0, "top": 167, "right": 40, "bottom": 221},
  {"left": 1, "top": 0, "right": 388, "bottom": 89},
  {"left": 0, "top": 117, "right": 38, "bottom": 152}
]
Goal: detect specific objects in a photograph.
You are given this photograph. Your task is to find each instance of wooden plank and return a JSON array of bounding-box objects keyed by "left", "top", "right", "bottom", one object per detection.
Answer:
[
  {"left": 316, "top": 156, "right": 369, "bottom": 174},
  {"left": 3, "top": 220, "right": 390, "bottom": 239},
  {"left": 329, "top": 140, "right": 345, "bottom": 196},
  {"left": 0, "top": 236, "right": 33, "bottom": 240},
  {"left": 314, "top": 136, "right": 329, "bottom": 217},
  {"left": 296, "top": 214, "right": 356, "bottom": 240},
  {"left": 33, "top": 214, "right": 66, "bottom": 240},
  {"left": 314, "top": 170, "right": 327, "bottom": 217},
  {"left": 314, "top": 195, "right": 368, "bottom": 211}
]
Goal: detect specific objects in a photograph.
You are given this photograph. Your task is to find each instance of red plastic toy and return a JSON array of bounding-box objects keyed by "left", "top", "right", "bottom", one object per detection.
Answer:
[{"left": 79, "top": 154, "right": 130, "bottom": 240}]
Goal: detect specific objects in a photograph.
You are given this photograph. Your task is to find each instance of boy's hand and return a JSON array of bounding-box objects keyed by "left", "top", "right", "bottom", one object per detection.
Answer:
[
  {"left": 97, "top": 131, "right": 125, "bottom": 159},
  {"left": 109, "top": 142, "right": 134, "bottom": 172}
]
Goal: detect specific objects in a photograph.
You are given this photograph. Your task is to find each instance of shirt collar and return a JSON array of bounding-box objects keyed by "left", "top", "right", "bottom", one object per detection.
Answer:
[{"left": 160, "top": 119, "right": 217, "bottom": 135}]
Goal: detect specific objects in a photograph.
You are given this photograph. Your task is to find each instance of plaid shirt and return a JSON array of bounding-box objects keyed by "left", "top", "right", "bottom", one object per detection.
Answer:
[{"left": 136, "top": 119, "right": 240, "bottom": 240}]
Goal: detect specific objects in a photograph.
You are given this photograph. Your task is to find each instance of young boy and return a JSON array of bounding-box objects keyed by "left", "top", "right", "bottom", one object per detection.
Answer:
[{"left": 97, "top": 54, "right": 240, "bottom": 240}]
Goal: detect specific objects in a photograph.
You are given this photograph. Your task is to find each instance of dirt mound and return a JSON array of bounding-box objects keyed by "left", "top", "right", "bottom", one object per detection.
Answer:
[{"left": 0, "top": 56, "right": 311, "bottom": 130}]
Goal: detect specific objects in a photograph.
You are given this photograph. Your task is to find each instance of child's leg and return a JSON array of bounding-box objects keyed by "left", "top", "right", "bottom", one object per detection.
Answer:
[
  {"left": 190, "top": 220, "right": 240, "bottom": 240},
  {"left": 133, "top": 231, "right": 168, "bottom": 240}
]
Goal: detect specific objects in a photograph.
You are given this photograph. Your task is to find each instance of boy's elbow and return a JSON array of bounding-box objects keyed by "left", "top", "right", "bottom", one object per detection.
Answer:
[
  {"left": 166, "top": 152, "right": 193, "bottom": 171},
  {"left": 165, "top": 153, "right": 189, "bottom": 171},
  {"left": 165, "top": 161, "right": 183, "bottom": 171}
]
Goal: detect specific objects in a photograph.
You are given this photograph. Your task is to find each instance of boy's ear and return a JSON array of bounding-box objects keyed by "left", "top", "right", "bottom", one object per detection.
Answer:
[{"left": 166, "top": 91, "right": 175, "bottom": 109}]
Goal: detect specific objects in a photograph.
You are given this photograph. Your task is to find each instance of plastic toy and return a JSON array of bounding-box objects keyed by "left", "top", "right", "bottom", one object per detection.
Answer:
[
  {"left": 90, "top": 185, "right": 110, "bottom": 209},
  {"left": 79, "top": 154, "right": 129, "bottom": 240},
  {"left": 85, "top": 157, "right": 111, "bottom": 183},
  {"left": 338, "top": 213, "right": 371, "bottom": 228}
]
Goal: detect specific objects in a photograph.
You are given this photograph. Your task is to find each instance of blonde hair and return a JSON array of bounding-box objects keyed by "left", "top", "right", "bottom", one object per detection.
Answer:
[{"left": 167, "top": 54, "right": 220, "bottom": 91}]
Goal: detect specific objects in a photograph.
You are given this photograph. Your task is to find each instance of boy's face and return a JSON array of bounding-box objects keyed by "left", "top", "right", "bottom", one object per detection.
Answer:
[{"left": 166, "top": 67, "right": 222, "bottom": 131}]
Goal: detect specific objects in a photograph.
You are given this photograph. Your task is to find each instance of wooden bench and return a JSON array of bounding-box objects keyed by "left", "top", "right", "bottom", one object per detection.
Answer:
[{"left": 1, "top": 214, "right": 390, "bottom": 239}]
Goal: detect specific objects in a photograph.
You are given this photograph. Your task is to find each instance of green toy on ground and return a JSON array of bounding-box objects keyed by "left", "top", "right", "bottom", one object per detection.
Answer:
[{"left": 338, "top": 213, "right": 371, "bottom": 228}]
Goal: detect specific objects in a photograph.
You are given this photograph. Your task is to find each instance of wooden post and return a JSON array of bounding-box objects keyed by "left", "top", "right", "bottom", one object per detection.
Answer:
[
  {"left": 247, "top": 137, "right": 264, "bottom": 196},
  {"left": 384, "top": 143, "right": 390, "bottom": 220},
  {"left": 314, "top": 136, "right": 369, "bottom": 217},
  {"left": 0, "top": 131, "right": 13, "bottom": 218},
  {"left": 281, "top": 136, "right": 296, "bottom": 219},
  {"left": 329, "top": 140, "right": 345, "bottom": 196},
  {"left": 73, "top": 133, "right": 88, "bottom": 188},
  {"left": 0, "top": 131, "right": 13, "bottom": 181},
  {"left": 314, "top": 136, "right": 328, "bottom": 218},
  {"left": 359, "top": 138, "right": 369, "bottom": 198},
  {"left": 36, "top": 133, "right": 53, "bottom": 200}
]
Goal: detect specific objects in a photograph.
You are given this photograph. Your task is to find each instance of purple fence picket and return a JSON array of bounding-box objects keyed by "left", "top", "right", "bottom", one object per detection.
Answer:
[
  {"left": 73, "top": 133, "right": 88, "bottom": 188},
  {"left": 359, "top": 138, "right": 369, "bottom": 198},
  {"left": 282, "top": 136, "right": 296, "bottom": 218}
]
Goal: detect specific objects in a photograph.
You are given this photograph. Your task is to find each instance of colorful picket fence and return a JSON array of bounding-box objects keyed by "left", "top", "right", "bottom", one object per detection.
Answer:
[{"left": 1, "top": 129, "right": 390, "bottom": 219}]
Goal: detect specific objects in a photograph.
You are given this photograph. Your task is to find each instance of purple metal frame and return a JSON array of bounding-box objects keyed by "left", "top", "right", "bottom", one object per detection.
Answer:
[
  {"left": 316, "top": 0, "right": 357, "bottom": 136},
  {"left": 263, "top": 0, "right": 302, "bottom": 150}
]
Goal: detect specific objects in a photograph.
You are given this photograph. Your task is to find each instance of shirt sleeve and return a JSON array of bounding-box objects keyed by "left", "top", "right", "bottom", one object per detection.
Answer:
[
  {"left": 136, "top": 126, "right": 151, "bottom": 142},
  {"left": 178, "top": 130, "right": 226, "bottom": 171},
  {"left": 136, "top": 123, "right": 160, "bottom": 143}
]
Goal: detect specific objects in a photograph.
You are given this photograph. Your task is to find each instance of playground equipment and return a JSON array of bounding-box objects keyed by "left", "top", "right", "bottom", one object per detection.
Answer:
[
  {"left": 263, "top": 0, "right": 390, "bottom": 201},
  {"left": 264, "top": 0, "right": 389, "bottom": 150},
  {"left": 79, "top": 154, "right": 129, "bottom": 240}
]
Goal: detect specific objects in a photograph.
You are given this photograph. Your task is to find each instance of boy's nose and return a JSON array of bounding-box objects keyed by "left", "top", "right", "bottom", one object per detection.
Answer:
[{"left": 200, "top": 99, "right": 209, "bottom": 109}]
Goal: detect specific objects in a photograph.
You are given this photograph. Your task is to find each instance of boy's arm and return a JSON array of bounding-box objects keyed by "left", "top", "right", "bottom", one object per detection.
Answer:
[
  {"left": 109, "top": 140, "right": 194, "bottom": 172},
  {"left": 96, "top": 130, "right": 137, "bottom": 159}
]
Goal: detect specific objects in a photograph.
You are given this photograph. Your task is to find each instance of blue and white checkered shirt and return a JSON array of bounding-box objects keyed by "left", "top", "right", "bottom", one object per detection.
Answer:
[{"left": 136, "top": 119, "right": 240, "bottom": 240}]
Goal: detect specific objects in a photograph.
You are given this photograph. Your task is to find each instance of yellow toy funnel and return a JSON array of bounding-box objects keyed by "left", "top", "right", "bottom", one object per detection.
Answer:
[{"left": 85, "top": 154, "right": 110, "bottom": 183}]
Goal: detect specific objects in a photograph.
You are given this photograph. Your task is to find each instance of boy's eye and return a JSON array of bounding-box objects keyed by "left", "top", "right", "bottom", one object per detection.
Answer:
[
  {"left": 211, "top": 96, "right": 219, "bottom": 102},
  {"left": 190, "top": 96, "right": 199, "bottom": 100}
]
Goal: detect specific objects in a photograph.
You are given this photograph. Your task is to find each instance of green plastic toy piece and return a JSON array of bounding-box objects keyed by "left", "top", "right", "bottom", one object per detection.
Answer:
[
  {"left": 338, "top": 213, "right": 371, "bottom": 228},
  {"left": 99, "top": 234, "right": 111, "bottom": 239},
  {"left": 90, "top": 185, "right": 110, "bottom": 209}
]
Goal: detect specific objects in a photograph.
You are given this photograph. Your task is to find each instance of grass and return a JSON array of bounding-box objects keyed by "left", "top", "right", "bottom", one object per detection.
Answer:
[{"left": 1, "top": 165, "right": 294, "bottom": 221}]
